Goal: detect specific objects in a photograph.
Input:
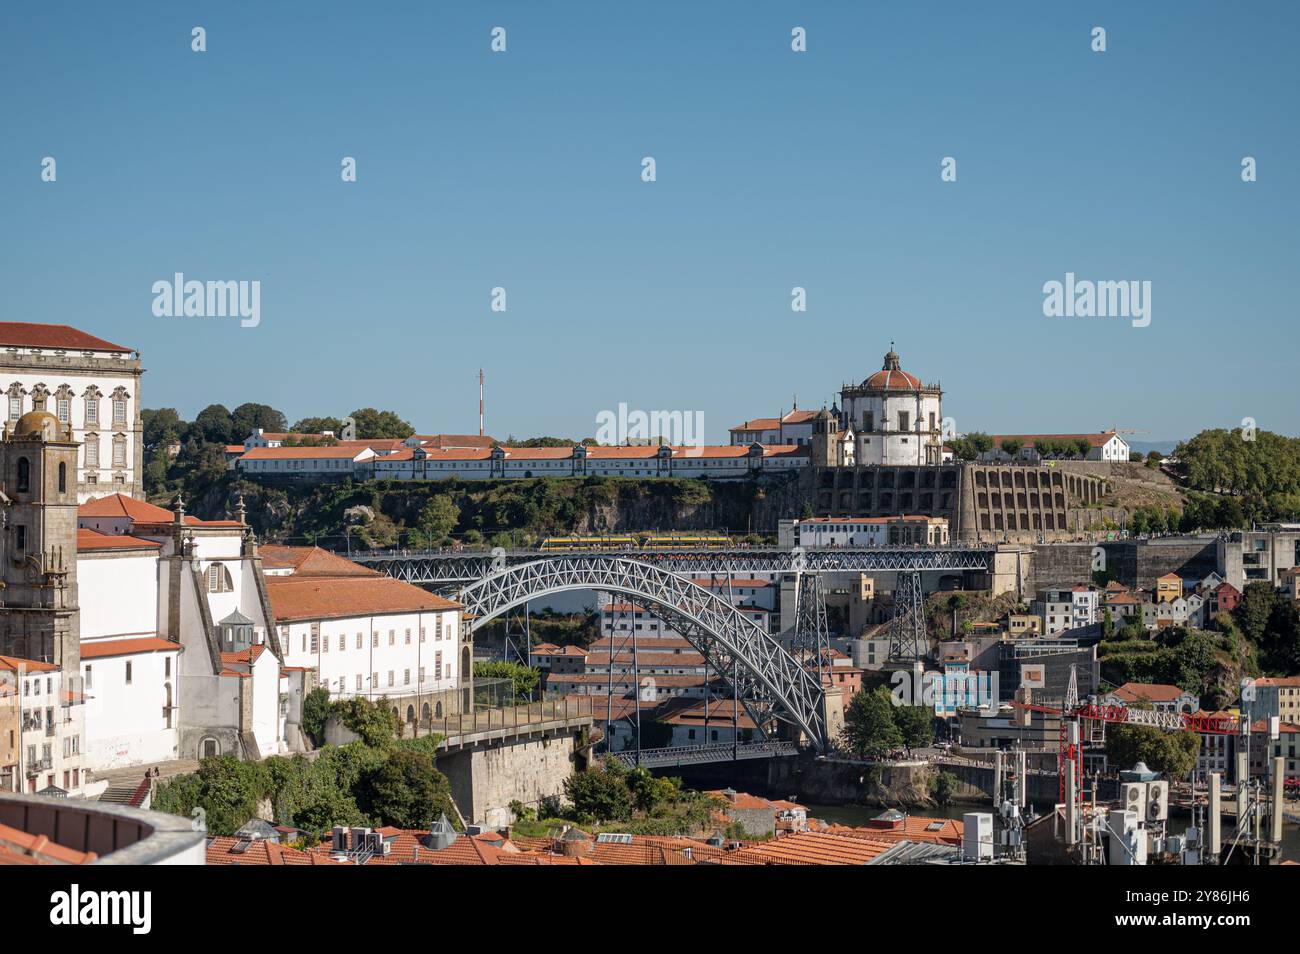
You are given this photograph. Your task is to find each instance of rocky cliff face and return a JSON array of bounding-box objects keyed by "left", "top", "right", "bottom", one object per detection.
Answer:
[{"left": 176, "top": 472, "right": 810, "bottom": 544}]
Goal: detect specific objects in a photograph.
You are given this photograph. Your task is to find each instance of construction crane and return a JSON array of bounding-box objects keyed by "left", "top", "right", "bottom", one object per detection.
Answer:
[{"left": 1012, "top": 695, "right": 1242, "bottom": 803}]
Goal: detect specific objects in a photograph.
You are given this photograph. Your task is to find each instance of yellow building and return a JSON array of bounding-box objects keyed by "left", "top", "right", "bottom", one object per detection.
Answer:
[
  {"left": 1008, "top": 613, "right": 1042, "bottom": 638},
  {"left": 1155, "top": 573, "right": 1183, "bottom": 604}
]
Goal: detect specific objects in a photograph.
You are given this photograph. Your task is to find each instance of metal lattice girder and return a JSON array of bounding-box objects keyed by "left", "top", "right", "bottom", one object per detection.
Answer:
[
  {"left": 356, "top": 546, "right": 993, "bottom": 585},
  {"left": 610, "top": 740, "right": 797, "bottom": 769},
  {"left": 887, "top": 570, "right": 928, "bottom": 663},
  {"left": 455, "top": 557, "right": 828, "bottom": 749}
]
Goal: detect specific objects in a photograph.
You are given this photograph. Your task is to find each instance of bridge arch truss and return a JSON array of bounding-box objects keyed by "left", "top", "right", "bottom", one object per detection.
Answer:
[{"left": 455, "top": 557, "right": 828, "bottom": 749}]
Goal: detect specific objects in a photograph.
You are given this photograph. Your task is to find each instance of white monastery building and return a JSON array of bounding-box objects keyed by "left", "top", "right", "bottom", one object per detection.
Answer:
[{"left": 0, "top": 322, "right": 144, "bottom": 502}]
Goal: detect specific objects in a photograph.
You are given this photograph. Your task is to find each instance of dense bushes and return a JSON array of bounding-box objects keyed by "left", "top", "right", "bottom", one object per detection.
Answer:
[{"left": 152, "top": 698, "right": 455, "bottom": 837}]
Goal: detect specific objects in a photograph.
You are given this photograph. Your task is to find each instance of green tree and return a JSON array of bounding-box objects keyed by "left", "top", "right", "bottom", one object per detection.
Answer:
[
  {"left": 362, "top": 749, "right": 457, "bottom": 829},
  {"left": 1000, "top": 439, "right": 1023, "bottom": 457},
  {"left": 1235, "top": 582, "right": 1280, "bottom": 647},
  {"left": 929, "top": 770, "right": 959, "bottom": 806},
  {"left": 417, "top": 495, "right": 460, "bottom": 544},
  {"left": 472, "top": 660, "right": 540, "bottom": 702},
  {"left": 190, "top": 403, "right": 234, "bottom": 445},
  {"left": 349, "top": 407, "right": 415, "bottom": 440},
  {"left": 1106, "top": 725, "right": 1201, "bottom": 781},
  {"left": 894, "top": 705, "right": 935, "bottom": 754},
  {"left": 565, "top": 762, "right": 633, "bottom": 821},
  {"left": 302, "top": 688, "right": 332, "bottom": 746},
  {"left": 142, "top": 407, "right": 183, "bottom": 448},
  {"left": 842, "top": 687, "right": 903, "bottom": 759},
  {"left": 230, "top": 403, "right": 288, "bottom": 441},
  {"left": 293, "top": 416, "right": 347, "bottom": 436}
]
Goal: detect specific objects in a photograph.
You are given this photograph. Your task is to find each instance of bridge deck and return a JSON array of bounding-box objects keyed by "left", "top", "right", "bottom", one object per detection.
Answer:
[{"left": 610, "top": 740, "right": 798, "bottom": 769}]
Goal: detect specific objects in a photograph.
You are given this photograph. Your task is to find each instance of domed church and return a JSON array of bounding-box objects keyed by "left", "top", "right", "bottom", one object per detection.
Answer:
[{"left": 839, "top": 346, "right": 944, "bottom": 466}]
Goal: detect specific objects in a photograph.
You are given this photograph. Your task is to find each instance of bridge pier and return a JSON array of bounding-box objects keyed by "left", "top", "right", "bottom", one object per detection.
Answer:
[{"left": 437, "top": 719, "right": 592, "bottom": 827}]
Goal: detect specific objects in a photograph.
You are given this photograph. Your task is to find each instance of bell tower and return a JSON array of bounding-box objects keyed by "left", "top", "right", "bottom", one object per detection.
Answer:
[{"left": 0, "top": 411, "right": 82, "bottom": 670}]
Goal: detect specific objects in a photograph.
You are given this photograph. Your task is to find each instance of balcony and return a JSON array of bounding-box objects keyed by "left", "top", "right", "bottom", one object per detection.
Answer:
[{"left": 25, "top": 757, "right": 53, "bottom": 775}]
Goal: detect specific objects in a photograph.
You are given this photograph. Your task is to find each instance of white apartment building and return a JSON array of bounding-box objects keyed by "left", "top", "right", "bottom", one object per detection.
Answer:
[
  {"left": 264, "top": 546, "right": 466, "bottom": 727},
  {"left": 0, "top": 322, "right": 143, "bottom": 502},
  {"left": 728, "top": 409, "right": 819, "bottom": 446},
  {"left": 1, "top": 658, "right": 87, "bottom": 796},
  {"left": 795, "top": 515, "right": 950, "bottom": 549}
]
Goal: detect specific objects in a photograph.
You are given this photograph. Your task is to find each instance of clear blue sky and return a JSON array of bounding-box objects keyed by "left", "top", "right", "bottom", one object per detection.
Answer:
[{"left": 2, "top": 1, "right": 1296, "bottom": 444}]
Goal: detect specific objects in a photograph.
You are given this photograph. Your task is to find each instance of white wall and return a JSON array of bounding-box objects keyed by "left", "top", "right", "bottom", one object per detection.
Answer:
[
  {"left": 82, "top": 648, "right": 180, "bottom": 770},
  {"left": 78, "top": 553, "right": 159, "bottom": 639},
  {"left": 279, "top": 609, "right": 461, "bottom": 700}
]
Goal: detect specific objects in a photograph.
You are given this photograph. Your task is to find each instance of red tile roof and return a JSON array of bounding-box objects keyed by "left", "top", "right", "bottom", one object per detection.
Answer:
[
  {"left": 259, "top": 545, "right": 379, "bottom": 578},
  {"left": 206, "top": 837, "right": 350, "bottom": 866},
  {"left": 1111, "top": 682, "right": 1190, "bottom": 703},
  {"left": 80, "top": 637, "right": 180, "bottom": 659},
  {"left": 726, "top": 831, "right": 897, "bottom": 865},
  {"left": 0, "top": 655, "right": 59, "bottom": 673},
  {"left": 76, "top": 528, "right": 162, "bottom": 552},
  {"left": 265, "top": 575, "right": 461, "bottom": 623},
  {"left": 79, "top": 493, "right": 243, "bottom": 528},
  {"left": 0, "top": 321, "right": 132, "bottom": 353}
]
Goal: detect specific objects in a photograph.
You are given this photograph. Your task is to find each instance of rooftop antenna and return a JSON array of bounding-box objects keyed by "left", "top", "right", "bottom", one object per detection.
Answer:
[{"left": 478, "top": 369, "right": 484, "bottom": 437}]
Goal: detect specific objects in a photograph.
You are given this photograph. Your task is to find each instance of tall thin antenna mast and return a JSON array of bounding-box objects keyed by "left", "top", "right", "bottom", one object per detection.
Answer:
[{"left": 478, "top": 369, "right": 484, "bottom": 437}]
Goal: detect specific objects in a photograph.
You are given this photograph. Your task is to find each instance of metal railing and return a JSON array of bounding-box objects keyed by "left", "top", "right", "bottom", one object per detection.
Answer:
[{"left": 432, "top": 696, "right": 596, "bottom": 745}]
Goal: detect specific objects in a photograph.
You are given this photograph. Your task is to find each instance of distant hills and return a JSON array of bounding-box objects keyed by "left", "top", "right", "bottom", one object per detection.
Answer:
[{"left": 1127, "top": 440, "right": 1180, "bottom": 456}]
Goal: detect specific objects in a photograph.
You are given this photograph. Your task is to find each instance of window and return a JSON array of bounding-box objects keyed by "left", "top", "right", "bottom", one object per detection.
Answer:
[
  {"left": 84, "top": 665, "right": 92, "bottom": 688},
  {"left": 165, "top": 657, "right": 171, "bottom": 678},
  {"left": 206, "top": 563, "right": 232, "bottom": 592},
  {"left": 113, "top": 399, "right": 127, "bottom": 426},
  {"left": 15, "top": 526, "right": 25, "bottom": 551},
  {"left": 371, "top": 632, "right": 378, "bottom": 648},
  {"left": 355, "top": 674, "right": 363, "bottom": 691},
  {"left": 112, "top": 436, "right": 127, "bottom": 468},
  {"left": 56, "top": 398, "right": 69, "bottom": 423},
  {"left": 57, "top": 462, "right": 66, "bottom": 494},
  {"left": 125, "top": 661, "right": 133, "bottom": 685},
  {"left": 356, "top": 633, "right": 363, "bottom": 649},
  {"left": 16, "top": 457, "right": 30, "bottom": 494},
  {"left": 899, "top": 411, "right": 910, "bottom": 432},
  {"left": 387, "top": 671, "right": 394, "bottom": 687},
  {"left": 404, "top": 669, "right": 410, "bottom": 685},
  {"left": 405, "top": 629, "right": 411, "bottom": 645},
  {"left": 85, "top": 397, "right": 98, "bottom": 425},
  {"left": 388, "top": 630, "right": 395, "bottom": 646},
  {"left": 7, "top": 396, "right": 20, "bottom": 420},
  {"left": 310, "top": 632, "right": 318, "bottom": 653}
]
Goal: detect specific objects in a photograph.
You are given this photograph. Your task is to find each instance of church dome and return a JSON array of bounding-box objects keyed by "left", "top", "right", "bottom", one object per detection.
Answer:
[
  {"left": 13, "top": 410, "right": 63, "bottom": 441},
  {"left": 861, "top": 348, "right": 921, "bottom": 391}
]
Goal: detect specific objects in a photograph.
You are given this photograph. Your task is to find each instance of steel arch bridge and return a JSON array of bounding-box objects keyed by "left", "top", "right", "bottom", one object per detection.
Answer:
[
  {"left": 356, "top": 545, "right": 993, "bottom": 585},
  {"left": 455, "top": 556, "right": 828, "bottom": 749}
]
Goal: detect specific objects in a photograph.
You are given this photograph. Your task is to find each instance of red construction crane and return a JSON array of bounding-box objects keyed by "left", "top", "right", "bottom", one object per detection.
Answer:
[{"left": 1012, "top": 700, "right": 1243, "bottom": 803}]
